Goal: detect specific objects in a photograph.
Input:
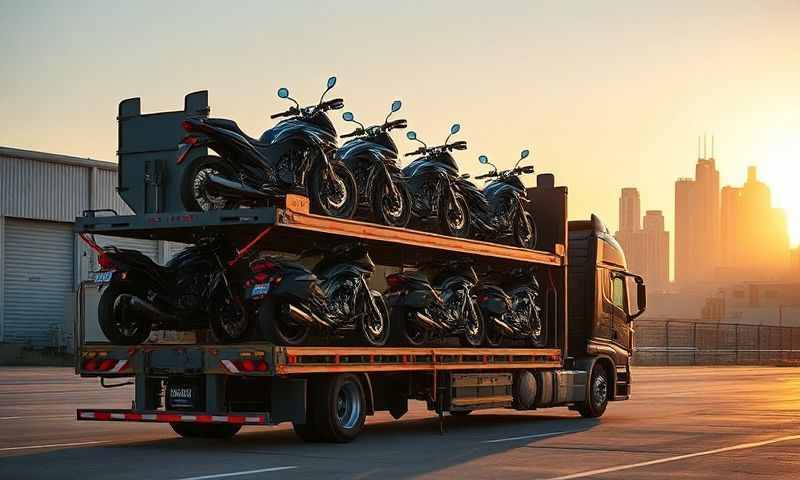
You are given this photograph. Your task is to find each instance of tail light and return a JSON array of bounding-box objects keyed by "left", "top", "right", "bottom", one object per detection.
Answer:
[
  {"left": 251, "top": 260, "right": 276, "bottom": 273},
  {"left": 386, "top": 273, "right": 408, "bottom": 290},
  {"left": 181, "top": 135, "right": 199, "bottom": 145},
  {"left": 98, "top": 253, "right": 114, "bottom": 269},
  {"left": 229, "top": 358, "right": 268, "bottom": 373},
  {"left": 181, "top": 120, "right": 193, "bottom": 132},
  {"left": 82, "top": 356, "right": 126, "bottom": 373}
]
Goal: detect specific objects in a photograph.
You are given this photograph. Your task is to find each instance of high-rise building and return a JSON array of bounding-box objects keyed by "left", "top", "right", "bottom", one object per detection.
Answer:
[
  {"left": 719, "top": 166, "right": 790, "bottom": 279},
  {"left": 619, "top": 188, "right": 641, "bottom": 233},
  {"left": 615, "top": 189, "right": 670, "bottom": 291},
  {"left": 674, "top": 137, "right": 720, "bottom": 285}
]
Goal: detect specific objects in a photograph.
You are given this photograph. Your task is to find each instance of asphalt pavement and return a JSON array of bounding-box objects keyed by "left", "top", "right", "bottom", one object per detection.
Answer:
[{"left": 1, "top": 366, "right": 799, "bottom": 479}]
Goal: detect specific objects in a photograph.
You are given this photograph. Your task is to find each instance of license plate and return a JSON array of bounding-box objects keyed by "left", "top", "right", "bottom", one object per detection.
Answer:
[
  {"left": 168, "top": 384, "right": 195, "bottom": 409},
  {"left": 251, "top": 282, "right": 271, "bottom": 297},
  {"left": 94, "top": 271, "right": 114, "bottom": 284}
]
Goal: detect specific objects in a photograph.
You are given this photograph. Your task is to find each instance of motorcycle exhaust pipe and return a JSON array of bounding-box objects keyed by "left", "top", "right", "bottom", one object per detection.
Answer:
[
  {"left": 288, "top": 304, "right": 332, "bottom": 328},
  {"left": 412, "top": 311, "right": 443, "bottom": 330},
  {"left": 119, "top": 294, "right": 177, "bottom": 323},
  {"left": 206, "top": 174, "right": 270, "bottom": 200},
  {"left": 492, "top": 316, "right": 515, "bottom": 335}
]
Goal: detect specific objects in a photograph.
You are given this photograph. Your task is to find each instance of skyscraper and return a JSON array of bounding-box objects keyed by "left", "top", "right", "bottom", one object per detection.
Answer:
[
  {"left": 719, "top": 166, "right": 790, "bottom": 279},
  {"left": 615, "top": 189, "right": 670, "bottom": 291},
  {"left": 674, "top": 137, "right": 720, "bottom": 285}
]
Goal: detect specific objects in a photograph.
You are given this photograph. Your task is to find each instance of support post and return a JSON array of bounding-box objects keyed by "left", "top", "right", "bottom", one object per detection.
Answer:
[{"left": 0, "top": 215, "right": 4, "bottom": 342}]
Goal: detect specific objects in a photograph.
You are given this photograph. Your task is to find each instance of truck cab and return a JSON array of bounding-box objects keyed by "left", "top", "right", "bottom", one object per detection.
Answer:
[{"left": 568, "top": 215, "right": 646, "bottom": 399}]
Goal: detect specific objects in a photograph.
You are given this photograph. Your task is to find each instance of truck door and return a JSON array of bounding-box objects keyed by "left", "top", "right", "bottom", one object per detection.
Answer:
[{"left": 609, "top": 272, "right": 631, "bottom": 351}]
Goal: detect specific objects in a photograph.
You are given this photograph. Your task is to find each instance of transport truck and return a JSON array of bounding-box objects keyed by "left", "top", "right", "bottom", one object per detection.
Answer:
[{"left": 72, "top": 92, "right": 646, "bottom": 442}]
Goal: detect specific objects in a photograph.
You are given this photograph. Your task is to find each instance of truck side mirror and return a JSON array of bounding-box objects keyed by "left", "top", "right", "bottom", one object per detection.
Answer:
[{"left": 627, "top": 276, "right": 646, "bottom": 321}]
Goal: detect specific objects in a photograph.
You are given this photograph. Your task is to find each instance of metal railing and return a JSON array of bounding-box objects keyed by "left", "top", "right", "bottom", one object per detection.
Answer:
[{"left": 633, "top": 319, "right": 800, "bottom": 366}]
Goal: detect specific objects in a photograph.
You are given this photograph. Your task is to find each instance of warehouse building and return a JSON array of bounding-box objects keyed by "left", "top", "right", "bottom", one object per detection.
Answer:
[{"left": 0, "top": 146, "right": 184, "bottom": 351}]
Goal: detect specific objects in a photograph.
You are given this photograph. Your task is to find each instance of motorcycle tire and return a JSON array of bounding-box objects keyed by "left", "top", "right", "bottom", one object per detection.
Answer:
[
  {"left": 370, "top": 176, "right": 412, "bottom": 228},
  {"left": 209, "top": 297, "right": 252, "bottom": 344},
  {"left": 309, "top": 162, "right": 358, "bottom": 219},
  {"left": 438, "top": 192, "right": 471, "bottom": 238},
  {"left": 459, "top": 298, "right": 485, "bottom": 347},
  {"left": 98, "top": 284, "right": 153, "bottom": 345},
  {"left": 388, "top": 307, "right": 429, "bottom": 347},
  {"left": 180, "top": 155, "right": 241, "bottom": 212},
  {"left": 484, "top": 315, "right": 505, "bottom": 347},
  {"left": 360, "top": 291, "right": 390, "bottom": 347},
  {"left": 514, "top": 211, "right": 538, "bottom": 250},
  {"left": 257, "top": 298, "right": 310, "bottom": 346}
]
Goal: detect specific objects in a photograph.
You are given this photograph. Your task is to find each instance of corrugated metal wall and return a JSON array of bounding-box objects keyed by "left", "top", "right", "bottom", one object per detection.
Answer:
[
  {"left": 3, "top": 218, "right": 74, "bottom": 347},
  {"left": 94, "top": 168, "right": 134, "bottom": 215},
  {"left": 0, "top": 156, "right": 91, "bottom": 222}
]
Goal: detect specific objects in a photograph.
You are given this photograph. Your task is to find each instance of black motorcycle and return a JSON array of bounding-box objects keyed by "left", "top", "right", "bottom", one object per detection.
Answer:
[
  {"left": 338, "top": 101, "right": 412, "bottom": 227},
  {"left": 475, "top": 266, "right": 544, "bottom": 347},
  {"left": 384, "top": 260, "right": 484, "bottom": 347},
  {"left": 245, "top": 243, "right": 389, "bottom": 346},
  {"left": 472, "top": 150, "right": 537, "bottom": 248},
  {"left": 177, "top": 76, "right": 358, "bottom": 219},
  {"left": 82, "top": 234, "right": 251, "bottom": 345},
  {"left": 402, "top": 125, "right": 472, "bottom": 238}
]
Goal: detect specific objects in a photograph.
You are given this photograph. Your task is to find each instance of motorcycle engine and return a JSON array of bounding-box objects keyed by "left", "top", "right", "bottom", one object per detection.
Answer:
[{"left": 276, "top": 150, "right": 305, "bottom": 185}]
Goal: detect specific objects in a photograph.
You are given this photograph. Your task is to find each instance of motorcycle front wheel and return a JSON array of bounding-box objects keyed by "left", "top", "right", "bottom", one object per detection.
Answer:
[
  {"left": 514, "top": 211, "right": 538, "bottom": 249},
  {"left": 257, "top": 298, "right": 310, "bottom": 346},
  {"left": 180, "top": 155, "right": 242, "bottom": 212},
  {"left": 209, "top": 297, "right": 252, "bottom": 343},
  {"left": 370, "top": 176, "right": 412, "bottom": 228},
  {"left": 309, "top": 162, "right": 358, "bottom": 219},
  {"left": 459, "top": 298, "right": 485, "bottom": 347},
  {"left": 359, "top": 291, "right": 390, "bottom": 346},
  {"left": 484, "top": 315, "right": 505, "bottom": 347},
  {"left": 98, "top": 284, "right": 153, "bottom": 345},
  {"left": 439, "top": 192, "right": 471, "bottom": 238}
]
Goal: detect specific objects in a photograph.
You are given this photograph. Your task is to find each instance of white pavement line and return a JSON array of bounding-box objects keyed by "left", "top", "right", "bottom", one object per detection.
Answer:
[
  {"left": 175, "top": 466, "right": 298, "bottom": 480},
  {"left": 0, "top": 416, "right": 24, "bottom": 420},
  {"left": 0, "top": 440, "right": 107, "bottom": 452},
  {"left": 0, "top": 415, "right": 75, "bottom": 421},
  {"left": 483, "top": 430, "right": 579, "bottom": 444},
  {"left": 540, "top": 434, "right": 800, "bottom": 480}
]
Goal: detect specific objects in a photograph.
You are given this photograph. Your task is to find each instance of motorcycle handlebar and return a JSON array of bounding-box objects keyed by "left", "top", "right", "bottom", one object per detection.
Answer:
[
  {"left": 405, "top": 147, "right": 425, "bottom": 157},
  {"left": 340, "top": 129, "right": 363, "bottom": 138},
  {"left": 448, "top": 141, "right": 468, "bottom": 151},
  {"left": 475, "top": 172, "right": 495, "bottom": 179},
  {"left": 386, "top": 119, "right": 408, "bottom": 130},
  {"left": 270, "top": 107, "right": 299, "bottom": 119},
  {"left": 320, "top": 98, "right": 344, "bottom": 111}
]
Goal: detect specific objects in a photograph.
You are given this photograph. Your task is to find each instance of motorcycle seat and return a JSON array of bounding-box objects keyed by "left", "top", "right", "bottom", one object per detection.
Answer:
[{"left": 206, "top": 118, "right": 266, "bottom": 146}]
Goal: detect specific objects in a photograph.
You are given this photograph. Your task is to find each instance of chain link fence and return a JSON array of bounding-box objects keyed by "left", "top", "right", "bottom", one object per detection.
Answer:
[{"left": 634, "top": 319, "right": 800, "bottom": 366}]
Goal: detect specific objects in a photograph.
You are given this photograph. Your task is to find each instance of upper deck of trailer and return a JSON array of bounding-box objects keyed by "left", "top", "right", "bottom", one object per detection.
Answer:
[{"left": 75, "top": 194, "right": 565, "bottom": 268}]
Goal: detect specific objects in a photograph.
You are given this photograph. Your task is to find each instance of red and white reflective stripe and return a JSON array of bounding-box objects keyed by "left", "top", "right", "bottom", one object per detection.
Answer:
[
  {"left": 220, "top": 360, "right": 240, "bottom": 373},
  {"left": 109, "top": 360, "right": 128, "bottom": 373},
  {"left": 77, "top": 410, "right": 266, "bottom": 425}
]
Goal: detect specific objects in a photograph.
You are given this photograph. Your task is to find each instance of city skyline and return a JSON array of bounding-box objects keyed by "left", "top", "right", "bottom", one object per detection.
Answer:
[{"left": 1, "top": 1, "right": 799, "bottom": 248}]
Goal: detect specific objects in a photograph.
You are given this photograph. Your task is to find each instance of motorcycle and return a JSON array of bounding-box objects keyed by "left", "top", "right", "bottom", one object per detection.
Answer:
[
  {"left": 245, "top": 243, "right": 389, "bottom": 346},
  {"left": 472, "top": 150, "right": 537, "bottom": 248},
  {"left": 338, "top": 101, "right": 412, "bottom": 227},
  {"left": 81, "top": 234, "right": 251, "bottom": 345},
  {"left": 384, "top": 260, "right": 484, "bottom": 347},
  {"left": 177, "top": 76, "right": 358, "bottom": 219},
  {"left": 402, "top": 125, "right": 472, "bottom": 238},
  {"left": 475, "top": 266, "right": 544, "bottom": 347}
]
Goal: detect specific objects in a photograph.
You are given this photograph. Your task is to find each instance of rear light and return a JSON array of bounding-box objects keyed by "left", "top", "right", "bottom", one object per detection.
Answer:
[
  {"left": 240, "top": 359, "right": 255, "bottom": 372},
  {"left": 230, "top": 358, "right": 268, "bottom": 373},
  {"left": 181, "top": 120, "right": 193, "bottom": 132},
  {"left": 386, "top": 273, "right": 407, "bottom": 289},
  {"left": 254, "top": 273, "right": 268, "bottom": 283},
  {"left": 83, "top": 359, "right": 98, "bottom": 371},
  {"left": 251, "top": 260, "right": 276, "bottom": 273},
  {"left": 181, "top": 135, "right": 199, "bottom": 145},
  {"left": 98, "top": 359, "right": 115, "bottom": 371},
  {"left": 98, "top": 253, "right": 113, "bottom": 269}
]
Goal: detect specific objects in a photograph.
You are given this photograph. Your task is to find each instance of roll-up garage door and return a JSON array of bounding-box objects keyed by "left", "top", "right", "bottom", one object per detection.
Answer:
[{"left": 3, "top": 218, "right": 74, "bottom": 346}]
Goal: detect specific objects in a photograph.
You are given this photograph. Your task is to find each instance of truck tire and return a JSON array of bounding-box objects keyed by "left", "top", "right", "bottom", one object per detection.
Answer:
[
  {"left": 295, "top": 374, "right": 366, "bottom": 443},
  {"left": 450, "top": 410, "right": 472, "bottom": 416},
  {"left": 577, "top": 363, "right": 610, "bottom": 418},
  {"left": 170, "top": 422, "right": 241, "bottom": 438}
]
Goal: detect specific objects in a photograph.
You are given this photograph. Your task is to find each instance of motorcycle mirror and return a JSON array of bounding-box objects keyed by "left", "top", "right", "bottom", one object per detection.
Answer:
[
  {"left": 520, "top": 149, "right": 530, "bottom": 160},
  {"left": 342, "top": 112, "right": 354, "bottom": 121},
  {"left": 391, "top": 100, "right": 402, "bottom": 112},
  {"left": 478, "top": 155, "right": 489, "bottom": 164},
  {"left": 406, "top": 131, "right": 417, "bottom": 140},
  {"left": 277, "top": 87, "right": 289, "bottom": 99},
  {"left": 450, "top": 124, "right": 460, "bottom": 135},
  {"left": 318, "top": 75, "right": 338, "bottom": 105}
]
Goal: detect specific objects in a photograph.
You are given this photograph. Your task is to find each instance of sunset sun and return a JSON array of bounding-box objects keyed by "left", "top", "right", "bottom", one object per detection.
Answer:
[{"left": 759, "top": 131, "right": 800, "bottom": 247}]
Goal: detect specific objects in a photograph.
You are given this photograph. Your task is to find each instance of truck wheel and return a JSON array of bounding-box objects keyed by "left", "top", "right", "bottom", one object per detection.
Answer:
[
  {"left": 170, "top": 422, "right": 241, "bottom": 438},
  {"left": 577, "top": 363, "right": 610, "bottom": 418},
  {"left": 303, "top": 374, "right": 366, "bottom": 443}
]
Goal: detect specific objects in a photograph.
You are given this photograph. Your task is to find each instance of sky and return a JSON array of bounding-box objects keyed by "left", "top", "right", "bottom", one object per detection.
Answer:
[{"left": 2, "top": 0, "right": 799, "bottom": 252}]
